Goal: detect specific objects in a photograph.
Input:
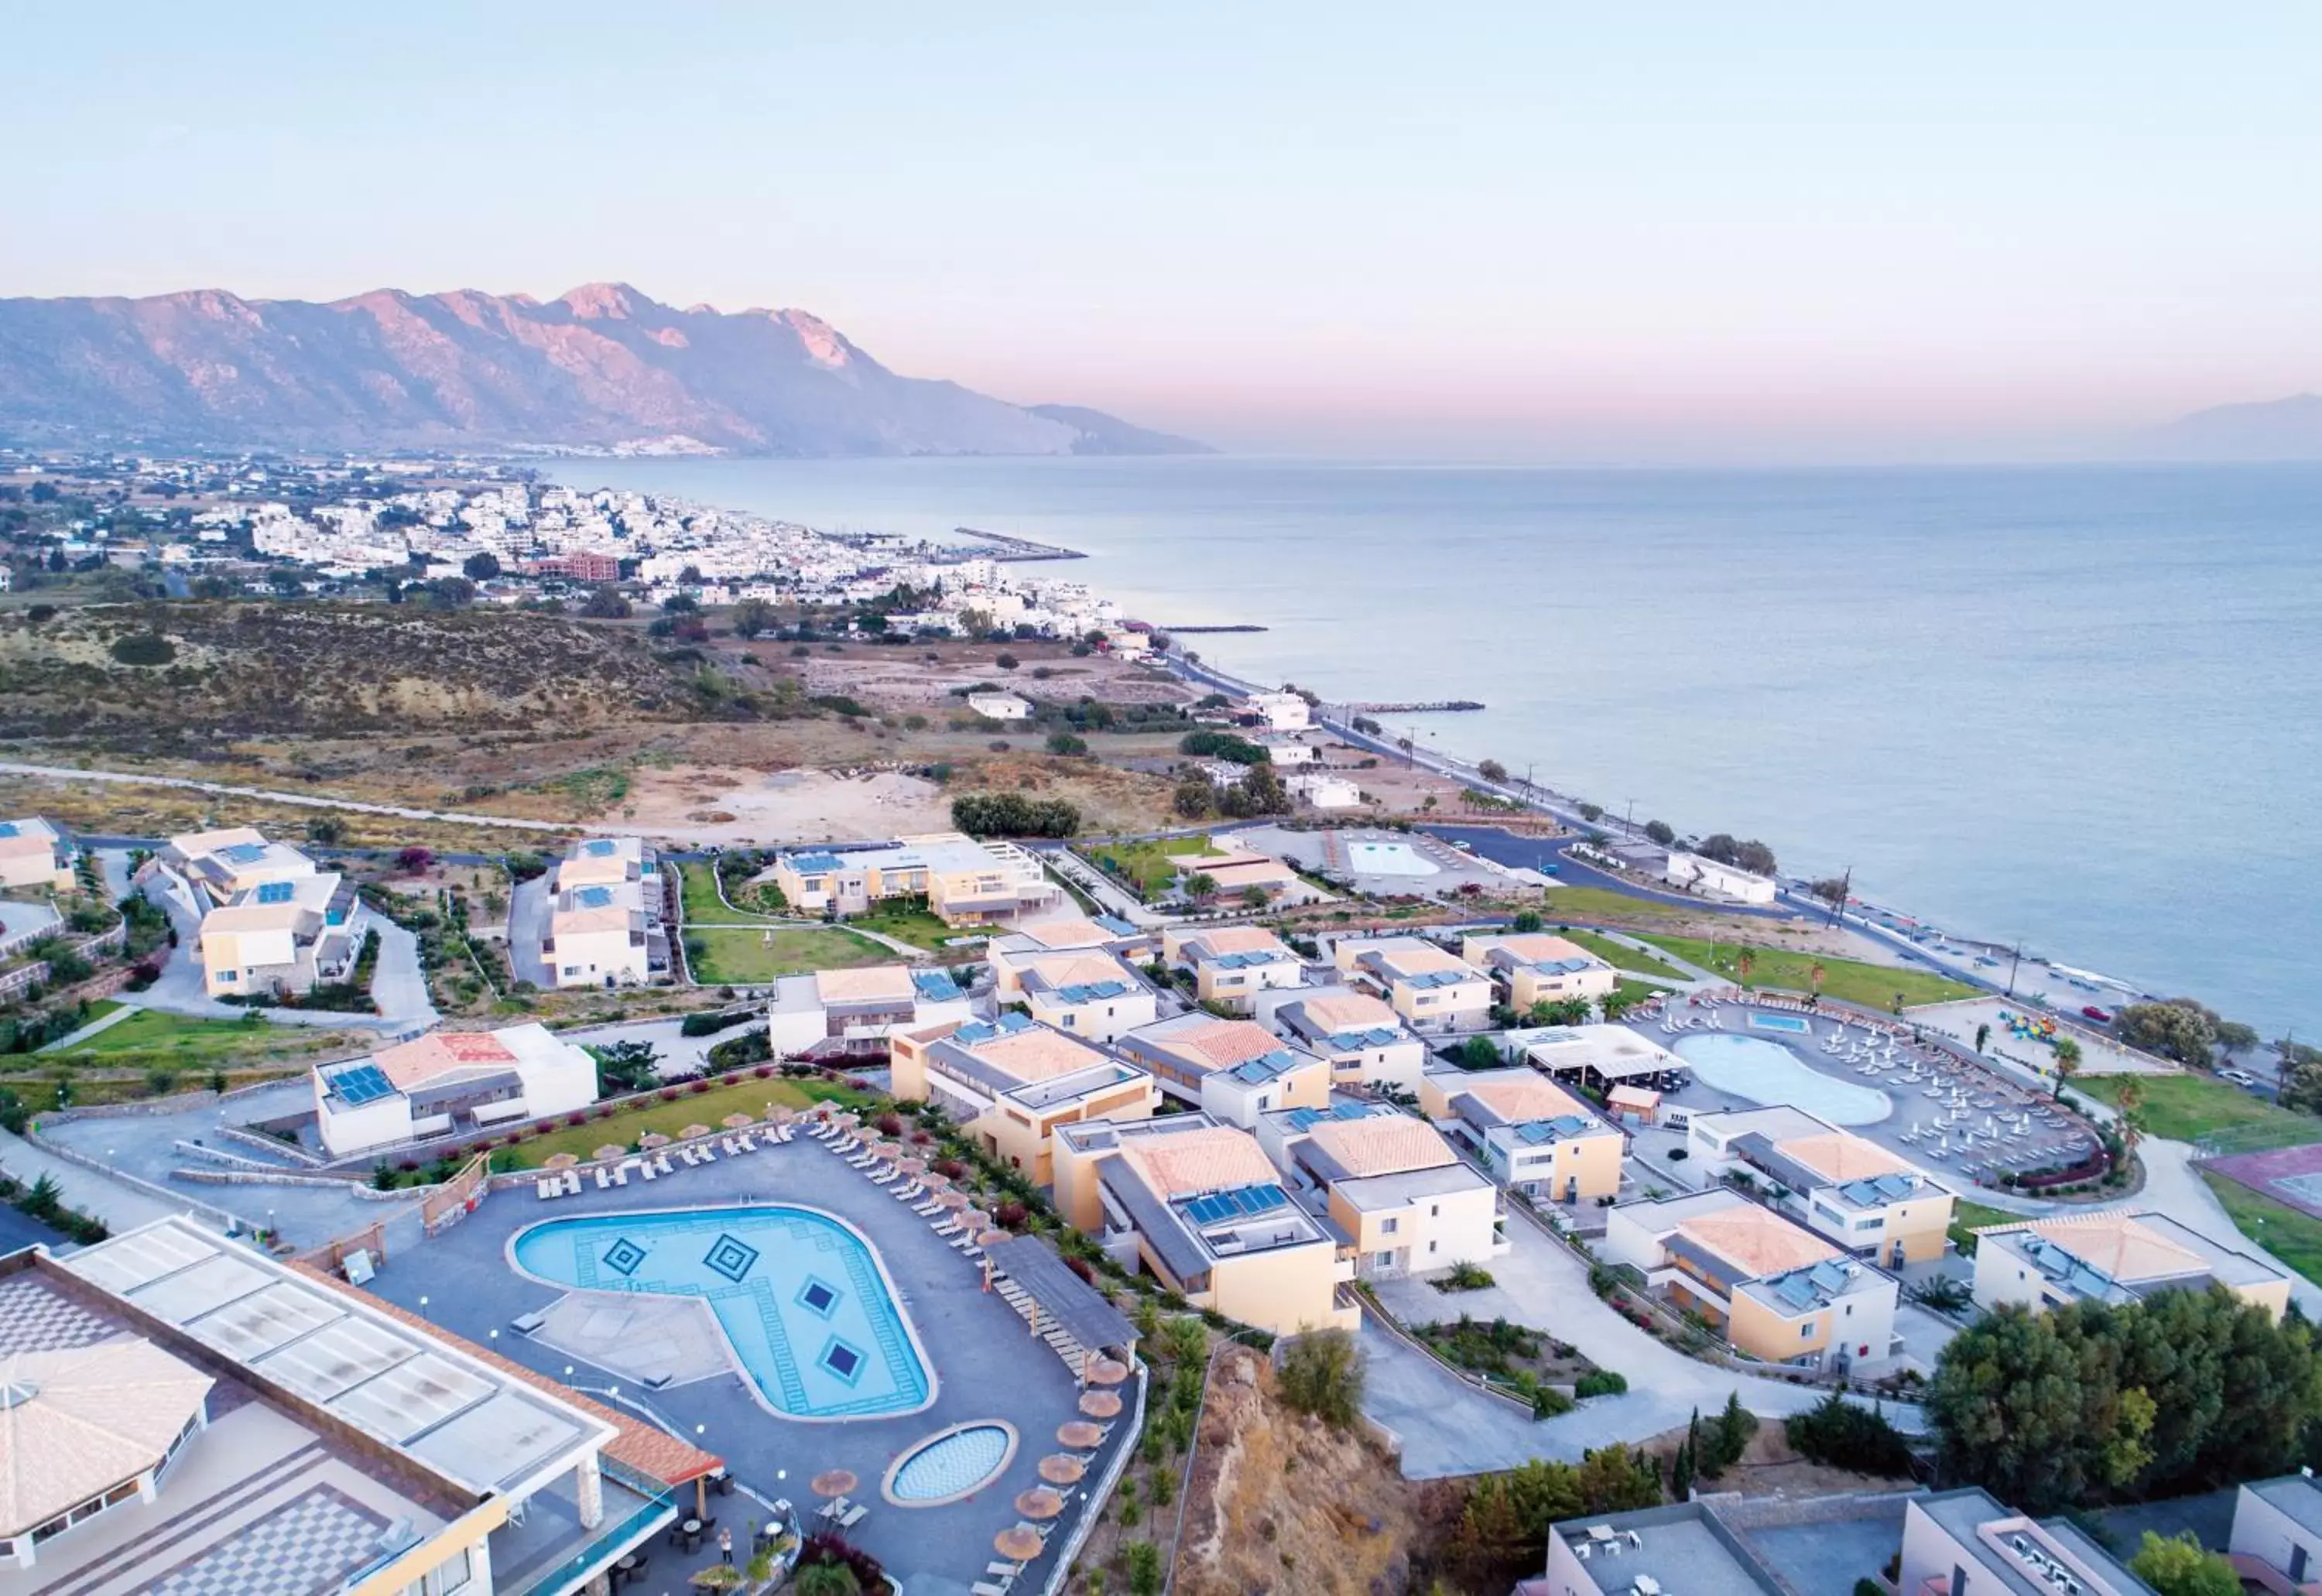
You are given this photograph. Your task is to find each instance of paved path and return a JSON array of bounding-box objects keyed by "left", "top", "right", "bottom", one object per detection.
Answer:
[
  {"left": 36, "top": 1002, "right": 140, "bottom": 1053},
  {"left": 132, "top": 876, "right": 423, "bottom": 1033},
  {"left": 0, "top": 1125, "right": 211, "bottom": 1235},
  {"left": 367, "top": 920, "right": 437, "bottom": 1030}
]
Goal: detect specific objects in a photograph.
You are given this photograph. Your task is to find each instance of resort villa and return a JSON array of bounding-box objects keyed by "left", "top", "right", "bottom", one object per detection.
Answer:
[
  {"left": 1420, "top": 1066, "right": 1626, "bottom": 1202},
  {"left": 1050, "top": 1115, "right": 1358, "bottom": 1337},
  {"left": 1688, "top": 1105, "right": 1957, "bottom": 1267},
  {"left": 195, "top": 871, "right": 368, "bottom": 999},
  {"left": 889, "top": 1012, "right": 1156, "bottom": 1183},
  {"left": 0, "top": 817, "right": 77, "bottom": 892},
  {"left": 1008, "top": 950, "right": 1158, "bottom": 1043},
  {"left": 1602, "top": 1190, "right": 1901, "bottom": 1373},
  {"left": 1115, "top": 1012, "right": 1331, "bottom": 1121},
  {"left": 1241, "top": 691, "right": 1313, "bottom": 731},
  {"left": 1524, "top": 1024, "right": 1691, "bottom": 1097},
  {"left": 1332, "top": 937, "right": 1493, "bottom": 1034},
  {"left": 1163, "top": 924, "right": 1307, "bottom": 1012},
  {"left": 1969, "top": 1211, "right": 2293, "bottom": 1321},
  {"left": 313, "top": 1023, "right": 601, "bottom": 1157},
  {"left": 1898, "top": 1489, "right": 2149, "bottom": 1596},
  {"left": 1459, "top": 932, "right": 1618, "bottom": 1009},
  {"left": 763, "top": 964, "right": 973, "bottom": 1060},
  {"left": 0, "top": 1215, "right": 705, "bottom": 1594},
  {"left": 156, "top": 827, "right": 319, "bottom": 909},
  {"left": 545, "top": 837, "right": 668, "bottom": 989},
  {"left": 1257, "top": 987, "right": 1430, "bottom": 1096},
  {"left": 1286, "top": 772, "right": 1363, "bottom": 810},
  {"left": 772, "top": 833, "right": 1063, "bottom": 926},
  {"left": 1269, "top": 1103, "right": 1504, "bottom": 1279}
]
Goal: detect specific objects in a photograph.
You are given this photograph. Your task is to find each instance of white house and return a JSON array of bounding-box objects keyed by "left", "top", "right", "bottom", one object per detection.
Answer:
[
  {"left": 1287, "top": 772, "right": 1363, "bottom": 810},
  {"left": 965, "top": 690, "right": 1034, "bottom": 721},
  {"left": 313, "top": 1023, "right": 599, "bottom": 1156},
  {"left": 1663, "top": 851, "right": 1778, "bottom": 905},
  {"left": 765, "top": 964, "right": 974, "bottom": 1060},
  {"left": 1244, "top": 692, "right": 1312, "bottom": 731}
]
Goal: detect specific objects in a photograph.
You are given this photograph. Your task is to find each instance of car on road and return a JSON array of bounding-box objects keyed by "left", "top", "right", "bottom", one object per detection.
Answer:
[
  {"left": 2081, "top": 1005, "right": 2112, "bottom": 1023},
  {"left": 2220, "top": 1068, "right": 2259, "bottom": 1087}
]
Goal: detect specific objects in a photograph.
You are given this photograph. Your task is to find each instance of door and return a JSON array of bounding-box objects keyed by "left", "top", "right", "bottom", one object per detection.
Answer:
[{"left": 2291, "top": 1544, "right": 2309, "bottom": 1583}]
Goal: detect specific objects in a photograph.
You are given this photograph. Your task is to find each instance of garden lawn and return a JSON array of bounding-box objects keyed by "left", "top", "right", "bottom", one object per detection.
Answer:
[
  {"left": 676, "top": 860, "right": 783, "bottom": 926},
  {"left": 1088, "top": 836, "right": 1222, "bottom": 898},
  {"left": 1635, "top": 935, "right": 1976, "bottom": 1009},
  {"left": 2200, "top": 1172, "right": 2322, "bottom": 1291},
  {"left": 2074, "top": 1071, "right": 2322, "bottom": 1149},
  {"left": 687, "top": 926, "right": 890, "bottom": 985},
  {"left": 850, "top": 899, "right": 971, "bottom": 954},
  {"left": 1557, "top": 930, "right": 1687, "bottom": 980},
  {"left": 1539, "top": 885, "right": 1694, "bottom": 924},
  {"left": 50, "top": 1009, "right": 354, "bottom": 1067},
  {"left": 1947, "top": 1198, "right": 2020, "bottom": 1255},
  {"left": 498, "top": 1075, "right": 875, "bottom": 1170}
]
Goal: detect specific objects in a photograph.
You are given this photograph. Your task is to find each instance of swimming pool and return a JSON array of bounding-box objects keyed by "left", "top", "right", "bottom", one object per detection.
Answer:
[
  {"left": 1748, "top": 1013, "right": 1812, "bottom": 1035},
  {"left": 1674, "top": 1033, "right": 1892, "bottom": 1125},
  {"left": 511, "top": 1204, "right": 933, "bottom": 1420},
  {"left": 1345, "top": 839, "right": 1437, "bottom": 877},
  {"left": 884, "top": 1421, "right": 1018, "bottom": 1505}
]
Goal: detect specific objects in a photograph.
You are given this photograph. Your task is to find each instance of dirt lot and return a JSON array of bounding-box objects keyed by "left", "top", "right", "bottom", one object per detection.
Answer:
[
  {"left": 765, "top": 635, "right": 1191, "bottom": 711},
  {"left": 622, "top": 765, "right": 954, "bottom": 843}
]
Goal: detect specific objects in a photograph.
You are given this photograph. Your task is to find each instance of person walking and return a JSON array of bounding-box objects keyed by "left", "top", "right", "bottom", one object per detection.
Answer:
[{"left": 718, "top": 1526, "right": 733, "bottom": 1566}]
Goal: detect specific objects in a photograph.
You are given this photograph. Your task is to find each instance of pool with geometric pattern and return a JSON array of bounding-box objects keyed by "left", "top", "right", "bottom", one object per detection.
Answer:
[{"left": 510, "top": 1204, "right": 933, "bottom": 1419}]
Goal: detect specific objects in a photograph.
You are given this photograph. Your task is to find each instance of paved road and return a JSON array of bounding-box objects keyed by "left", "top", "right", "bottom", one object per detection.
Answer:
[
  {"left": 508, "top": 874, "right": 554, "bottom": 988},
  {"left": 0, "top": 1124, "right": 216, "bottom": 1236},
  {"left": 368, "top": 920, "right": 437, "bottom": 1030},
  {"left": 0, "top": 759, "right": 578, "bottom": 832},
  {"left": 132, "top": 868, "right": 429, "bottom": 1033}
]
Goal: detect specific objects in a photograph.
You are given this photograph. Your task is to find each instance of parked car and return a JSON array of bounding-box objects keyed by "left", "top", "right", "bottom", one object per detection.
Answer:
[
  {"left": 2220, "top": 1068, "right": 2258, "bottom": 1087},
  {"left": 2081, "top": 1005, "right": 2112, "bottom": 1023}
]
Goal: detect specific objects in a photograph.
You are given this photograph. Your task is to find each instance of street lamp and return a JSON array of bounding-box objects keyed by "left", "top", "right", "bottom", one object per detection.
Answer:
[{"left": 418, "top": 1295, "right": 430, "bottom": 1322}]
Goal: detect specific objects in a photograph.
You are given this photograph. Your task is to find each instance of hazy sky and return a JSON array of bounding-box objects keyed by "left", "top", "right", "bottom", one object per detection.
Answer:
[{"left": 6, "top": 3, "right": 2319, "bottom": 458}]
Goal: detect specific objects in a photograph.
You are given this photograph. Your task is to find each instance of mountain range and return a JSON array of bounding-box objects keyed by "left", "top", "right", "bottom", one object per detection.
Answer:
[
  {"left": 0, "top": 282, "right": 1210, "bottom": 457},
  {"left": 2149, "top": 393, "right": 2322, "bottom": 461}
]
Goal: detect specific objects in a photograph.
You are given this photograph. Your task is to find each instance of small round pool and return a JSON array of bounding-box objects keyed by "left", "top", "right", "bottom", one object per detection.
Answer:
[
  {"left": 1675, "top": 1033, "right": 1892, "bottom": 1125},
  {"left": 883, "top": 1421, "right": 1019, "bottom": 1506}
]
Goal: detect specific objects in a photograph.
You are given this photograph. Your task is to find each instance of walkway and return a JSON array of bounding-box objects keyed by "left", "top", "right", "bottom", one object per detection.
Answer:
[
  {"left": 36, "top": 1002, "right": 140, "bottom": 1053},
  {"left": 0, "top": 1124, "right": 211, "bottom": 1236}
]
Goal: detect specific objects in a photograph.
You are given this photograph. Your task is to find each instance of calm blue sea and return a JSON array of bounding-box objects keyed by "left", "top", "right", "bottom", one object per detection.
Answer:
[{"left": 544, "top": 457, "right": 2322, "bottom": 1039}]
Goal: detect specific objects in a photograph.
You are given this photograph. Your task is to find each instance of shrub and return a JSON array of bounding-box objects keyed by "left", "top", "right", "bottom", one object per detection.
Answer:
[
  {"left": 1574, "top": 1369, "right": 1628, "bottom": 1399},
  {"left": 1277, "top": 1328, "right": 1363, "bottom": 1428},
  {"left": 1786, "top": 1392, "right": 1913, "bottom": 1478},
  {"left": 109, "top": 632, "right": 176, "bottom": 666}
]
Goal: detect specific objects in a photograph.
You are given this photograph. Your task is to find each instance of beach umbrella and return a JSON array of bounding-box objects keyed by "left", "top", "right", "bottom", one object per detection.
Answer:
[
  {"left": 899, "top": 1157, "right": 928, "bottom": 1176},
  {"left": 1015, "top": 1487, "right": 1066, "bottom": 1521},
  {"left": 593, "top": 1144, "right": 627, "bottom": 1163},
  {"left": 767, "top": 1105, "right": 797, "bottom": 1125},
  {"left": 869, "top": 1140, "right": 904, "bottom": 1162},
  {"left": 1077, "top": 1389, "right": 1122, "bottom": 1419},
  {"left": 994, "top": 1527, "right": 1046, "bottom": 1563},
  {"left": 543, "top": 1152, "right": 580, "bottom": 1171},
  {"left": 1084, "top": 1357, "right": 1128, "bottom": 1387},
  {"left": 640, "top": 1132, "right": 673, "bottom": 1149},
  {"left": 680, "top": 1123, "right": 712, "bottom": 1141},
  {"left": 936, "top": 1190, "right": 971, "bottom": 1211},
  {"left": 975, "top": 1228, "right": 1009, "bottom": 1248},
  {"left": 1038, "top": 1454, "right": 1087, "bottom": 1485},
  {"left": 810, "top": 1468, "right": 858, "bottom": 1498},
  {"left": 1057, "top": 1420, "right": 1104, "bottom": 1449},
  {"left": 722, "top": 1112, "right": 754, "bottom": 1129}
]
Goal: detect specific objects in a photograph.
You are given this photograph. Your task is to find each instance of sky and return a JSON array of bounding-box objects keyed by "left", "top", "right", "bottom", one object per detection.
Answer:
[{"left": 5, "top": 2, "right": 2319, "bottom": 460}]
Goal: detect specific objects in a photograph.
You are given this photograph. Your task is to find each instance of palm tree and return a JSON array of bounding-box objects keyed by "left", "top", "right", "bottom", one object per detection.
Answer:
[
  {"left": 2051, "top": 1036, "right": 2082, "bottom": 1099},
  {"left": 1974, "top": 1022, "right": 1992, "bottom": 1054},
  {"left": 2113, "top": 1077, "right": 2146, "bottom": 1163},
  {"left": 1809, "top": 961, "right": 1827, "bottom": 1001},
  {"left": 1183, "top": 872, "right": 1218, "bottom": 902},
  {"left": 1735, "top": 949, "right": 1756, "bottom": 991}
]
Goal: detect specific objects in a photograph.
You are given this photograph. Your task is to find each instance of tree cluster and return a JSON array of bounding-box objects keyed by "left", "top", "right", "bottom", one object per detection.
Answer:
[
  {"left": 949, "top": 792, "right": 1079, "bottom": 838},
  {"left": 1447, "top": 1447, "right": 1663, "bottom": 1588},
  {"left": 1926, "top": 1287, "right": 2322, "bottom": 1513},
  {"left": 1178, "top": 728, "right": 1270, "bottom": 765},
  {"left": 1697, "top": 832, "right": 1778, "bottom": 875},
  {"left": 1783, "top": 1392, "right": 1915, "bottom": 1477},
  {"left": 1668, "top": 1395, "right": 1758, "bottom": 1497},
  {"left": 2112, "top": 1000, "right": 2220, "bottom": 1066}
]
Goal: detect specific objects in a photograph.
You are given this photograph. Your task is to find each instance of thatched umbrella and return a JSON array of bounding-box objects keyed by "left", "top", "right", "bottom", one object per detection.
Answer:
[
  {"left": 994, "top": 1526, "right": 1045, "bottom": 1563},
  {"left": 1057, "top": 1420, "right": 1105, "bottom": 1449},
  {"left": 688, "top": 1568, "right": 748, "bottom": 1591},
  {"left": 679, "top": 1123, "right": 712, "bottom": 1141},
  {"left": 543, "top": 1152, "right": 580, "bottom": 1171},
  {"left": 767, "top": 1105, "right": 798, "bottom": 1125},
  {"left": 899, "top": 1157, "right": 929, "bottom": 1176},
  {"left": 1015, "top": 1486, "right": 1066, "bottom": 1521},
  {"left": 1038, "top": 1454, "right": 1087, "bottom": 1485},
  {"left": 1078, "top": 1389, "right": 1122, "bottom": 1420},
  {"left": 975, "top": 1228, "right": 1009, "bottom": 1248},
  {"left": 868, "top": 1140, "right": 904, "bottom": 1162},
  {"left": 811, "top": 1468, "right": 858, "bottom": 1499},
  {"left": 936, "top": 1190, "right": 972, "bottom": 1211},
  {"left": 1084, "top": 1357, "right": 1129, "bottom": 1387},
  {"left": 722, "top": 1112, "right": 754, "bottom": 1129},
  {"left": 640, "top": 1132, "right": 673, "bottom": 1149},
  {"left": 593, "top": 1144, "right": 628, "bottom": 1163}
]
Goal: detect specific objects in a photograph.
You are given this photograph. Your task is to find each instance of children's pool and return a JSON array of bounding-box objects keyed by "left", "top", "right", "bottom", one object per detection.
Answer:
[
  {"left": 1673, "top": 1033, "right": 1892, "bottom": 1125},
  {"left": 1748, "top": 1013, "right": 1813, "bottom": 1035},
  {"left": 510, "top": 1204, "right": 933, "bottom": 1420},
  {"left": 1345, "top": 839, "right": 1437, "bottom": 876}
]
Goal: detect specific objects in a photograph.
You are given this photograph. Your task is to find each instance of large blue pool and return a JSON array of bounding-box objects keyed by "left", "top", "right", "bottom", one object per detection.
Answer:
[
  {"left": 1674, "top": 1033, "right": 1892, "bottom": 1126},
  {"left": 511, "top": 1204, "right": 933, "bottom": 1420}
]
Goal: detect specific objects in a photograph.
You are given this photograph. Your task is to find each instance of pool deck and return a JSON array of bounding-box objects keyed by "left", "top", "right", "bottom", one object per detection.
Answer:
[{"left": 359, "top": 1138, "right": 1125, "bottom": 1596}]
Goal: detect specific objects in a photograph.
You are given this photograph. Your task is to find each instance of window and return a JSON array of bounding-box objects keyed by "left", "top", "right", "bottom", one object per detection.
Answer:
[
  {"left": 1427, "top": 1241, "right": 1437, "bottom": 1254},
  {"left": 433, "top": 1546, "right": 474, "bottom": 1594},
  {"left": 1801, "top": 1323, "right": 1815, "bottom": 1339},
  {"left": 1430, "top": 1204, "right": 1439, "bottom": 1217},
  {"left": 217, "top": 968, "right": 237, "bottom": 983},
  {"left": 1060, "top": 1014, "right": 1075, "bottom": 1029},
  {"left": 1380, "top": 1217, "right": 1399, "bottom": 1235}
]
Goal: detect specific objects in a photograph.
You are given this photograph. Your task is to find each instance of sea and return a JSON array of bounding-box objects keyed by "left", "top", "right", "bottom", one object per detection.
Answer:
[{"left": 540, "top": 456, "right": 2322, "bottom": 1041}]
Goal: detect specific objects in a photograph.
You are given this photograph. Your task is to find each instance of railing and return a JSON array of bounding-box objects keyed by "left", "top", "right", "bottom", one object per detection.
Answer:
[{"left": 497, "top": 1485, "right": 676, "bottom": 1596}]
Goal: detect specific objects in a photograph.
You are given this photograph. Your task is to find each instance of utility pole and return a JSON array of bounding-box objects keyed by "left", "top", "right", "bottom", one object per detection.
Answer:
[
  {"left": 1625, "top": 796, "right": 1636, "bottom": 834},
  {"left": 2005, "top": 937, "right": 2022, "bottom": 998}
]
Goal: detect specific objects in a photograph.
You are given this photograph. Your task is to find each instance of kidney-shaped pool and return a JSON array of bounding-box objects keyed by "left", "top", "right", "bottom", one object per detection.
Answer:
[
  {"left": 511, "top": 1203, "right": 933, "bottom": 1420},
  {"left": 1673, "top": 1033, "right": 1892, "bottom": 1125}
]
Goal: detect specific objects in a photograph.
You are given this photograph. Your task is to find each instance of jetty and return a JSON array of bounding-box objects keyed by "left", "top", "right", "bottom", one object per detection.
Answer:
[
  {"left": 1159, "top": 624, "right": 1268, "bottom": 634},
  {"left": 1344, "top": 699, "right": 1486, "bottom": 713},
  {"left": 950, "top": 526, "right": 1087, "bottom": 562}
]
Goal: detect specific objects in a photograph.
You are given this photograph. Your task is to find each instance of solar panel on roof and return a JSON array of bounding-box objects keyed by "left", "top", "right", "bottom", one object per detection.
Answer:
[
  {"left": 0, "top": 823, "right": 17, "bottom": 839},
  {"left": 255, "top": 880, "right": 296, "bottom": 904},
  {"left": 221, "top": 841, "right": 269, "bottom": 865},
  {"left": 583, "top": 839, "right": 617, "bottom": 856},
  {"left": 577, "top": 885, "right": 615, "bottom": 908},
  {"left": 330, "top": 1063, "right": 397, "bottom": 1105}
]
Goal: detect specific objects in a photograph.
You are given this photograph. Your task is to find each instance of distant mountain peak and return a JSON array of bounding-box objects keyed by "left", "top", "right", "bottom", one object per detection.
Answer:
[
  {"left": 0, "top": 282, "right": 1210, "bottom": 457},
  {"left": 2152, "top": 392, "right": 2322, "bottom": 461}
]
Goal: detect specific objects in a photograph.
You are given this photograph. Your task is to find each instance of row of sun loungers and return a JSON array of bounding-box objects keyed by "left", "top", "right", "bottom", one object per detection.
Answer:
[{"left": 533, "top": 1122, "right": 803, "bottom": 1199}]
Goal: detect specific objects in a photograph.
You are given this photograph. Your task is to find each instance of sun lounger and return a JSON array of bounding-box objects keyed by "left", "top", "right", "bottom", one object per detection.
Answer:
[
  {"left": 594, "top": 1167, "right": 611, "bottom": 1190},
  {"left": 640, "top": 1161, "right": 657, "bottom": 1180},
  {"left": 654, "top": 1154, "right": 673, "bottom": 1176},
  {"left": 536, "top": 1178, "right": 555, "bottom": 1199},
  {"left": 839, "top": 1503, "right": 868, "bottom": 1529},
  {"left": 739, "top": 1132, "right": 758, "bottom": 1151},
  {"left": 563, "top": 1171, "right": 582, "bottom": 1196},
  {"left": 611, "top": 1163, "right": 629, "bottom": 1185},
  {"left": 973, "top": 1581, "right": 1012, "bottom": 1596},
  {"left": 988, "top": 1561, "right": 1024, "bottom": 1578},
  {"left": 700, "top": 1145, "right": 718, "bottom": 1162}
]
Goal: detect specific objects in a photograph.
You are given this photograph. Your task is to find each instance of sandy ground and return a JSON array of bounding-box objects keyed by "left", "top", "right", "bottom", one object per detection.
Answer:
[
  {"left": 621, "top": 764, "right": 952, "bottom": 844},
  {"left": 774, "top": 637, "right": 1191, "bottom": 711}
]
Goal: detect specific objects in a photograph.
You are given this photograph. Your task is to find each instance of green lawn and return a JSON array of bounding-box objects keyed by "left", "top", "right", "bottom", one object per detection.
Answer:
[
  {"left": 2074, "top": 1071, "right": 2322, "bottom": 1150},
  {"left": 2201, "top": 1172, "right": 2322, "bottom": 1290},
  {"left": 686, "top": 926, "right": 891, "bottom": 985},
  {"left": 677, "top": 860, "right": 784, "bottom": 926},
  {"left": 496, "top": 1076, "right": 875, "bottom": 1170},
  {"left": 1557, "top": 930, "right": 1687, "bottom": 980},
  {"left": 51, "top": 1009, "right": 353, "bottom": 1066},
  {"left": 1539, "top": 885, "right": 1695, "bottom": 923},
  {"left": 1088, "top": 836, "right": 1222, "bottom": 897},
  {"left": 1947, "top": 1198, "right": 2020, "bottom": 1255},
  {"left": 1635, "top": 934, "right": 1976, "bottom": 1009},
  {"left": 850, "top": 899, "right": 971, "bottom": 954}
]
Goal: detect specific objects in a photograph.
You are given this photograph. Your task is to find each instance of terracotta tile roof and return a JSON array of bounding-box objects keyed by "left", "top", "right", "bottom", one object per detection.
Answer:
[
  {"left": 1464, "top": 1074, "right": 1596, "bottom": 1125},
  {"left": 1026, "top": 954, "right": 1138, "bottom": 991},
  {"left": 1021, "top": 917, "right": 1112, "bottom": 949},
  {"left": 813, "top": 964, "right": 916, "bottom": 1003},
  {"left": 1118, "top": 1125, "right": 1279, "bottom": 1198},
  {"left": 1306, "top": 1115, "right": 1457, "bottom": 1178},
  {"left": 550, "top": 905, "right": 635, "bottom": 934},
  {"left": 373, "top": 1031, "right": 517, "bottom": 1090},
  {"left": 1300, "top": 992, "right": 1399, "bottom": 1032},
  {"left": 2015, "top": 1214, "right": 2209, "bottom": 1283},
  {"left": 0, "top": 1337, "right": 214, "bottom": 1539},
  {"left": 1190, "top": 926, "right": 1291, "bottom": 957},
  {"left": 1161, "top": 1018, "right": 1285, "bottom": 1070},
  {"left": 1488, "top": 933, "right": 1603, "bottom": 966},
  {"left": 1773, "top": 1131, "right": 1913, "bottom": 1185},
  {"left": 1677, "top": 1205, "right": 1842, "bottom": 1280},
  {"left": 290, "top": 1264, "right": 723, "bottom": 1487},
  {"left": 968, "top": 1026, "right": 1112, "bottom": 1082}
]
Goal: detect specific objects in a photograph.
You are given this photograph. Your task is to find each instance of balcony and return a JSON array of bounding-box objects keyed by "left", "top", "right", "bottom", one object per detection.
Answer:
[{"left": 493, "top": 1468, "right": 675, "bottom": 1596}]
